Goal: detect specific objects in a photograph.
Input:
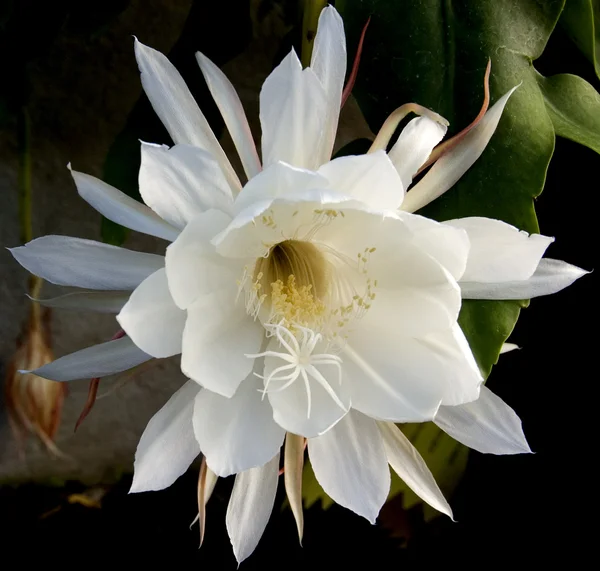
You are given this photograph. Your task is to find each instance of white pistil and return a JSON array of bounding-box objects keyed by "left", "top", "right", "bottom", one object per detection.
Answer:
[{"left": 246, "top": 323, "right": 346, "bottom": 419}]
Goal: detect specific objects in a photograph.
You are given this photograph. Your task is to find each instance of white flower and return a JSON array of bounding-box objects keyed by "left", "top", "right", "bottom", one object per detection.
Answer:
[{"left": 9, "top": 6, "right": 588, "bottom": 564}]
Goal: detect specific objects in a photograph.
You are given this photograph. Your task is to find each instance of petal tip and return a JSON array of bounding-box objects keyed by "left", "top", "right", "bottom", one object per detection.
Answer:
[
  {"left": 129, "top": 477, "right": 153, "bottom": 494},
  {"left": 195, "top": 51, "right": 208, "bottom": 66},
  {"left": 128, "top": 482, "right": 142, "bottom": 494},
  {"left": 365, "top": 513, "right": 378, "bottom": 525}
]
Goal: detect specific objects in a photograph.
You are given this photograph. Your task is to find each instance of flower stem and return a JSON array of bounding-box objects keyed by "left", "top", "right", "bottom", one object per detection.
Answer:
[{"left": 301, "top": 0, "right": 326, "bottom": 67}]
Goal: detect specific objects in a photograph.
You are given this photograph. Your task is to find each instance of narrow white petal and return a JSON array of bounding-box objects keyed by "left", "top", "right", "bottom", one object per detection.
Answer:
[
  {"left": 10, "top": 236, "right": 164, "bottom": 290},
  {"left": 30, "top": 291, "right": 129, "bottom": 313},
  {"left": 310, "top": 5, "right": 346, "bottom": 165},
  {"left": 460, "top": 258, "right": 589, "bottom": 300},
  {"left": 30, "top": 336, "right": 151, "bottom": 382},
  {"left": 134, "top": 38, "right": 241, "bottom": 194},
  {"left": 117, "top": 268, "right": 186, "bottom": 358},
  {"left": 139, "top": 143, "right": 233, "bottom": 229},
  {"left": 226, "top": 454, "right": 280, "bottom": 564},
  {"left": 196, "top": 52, "right": 261, "bottom": 179},
  {"left": 401, "top": 86, "right": 518, "bottom": 213},
  {"left": 317, "top": 151, "right": 404, "bottom": 210},
  {"left": 193, "top": 374, "right": 285, "bottom": 477},
  {"left": 131, "top": 380, "right": 201, "bottom": 492},
  {"left": 70, "top": 168, "right": 179, "bottom": 241},
  {"left": 204, "top": 466, "right": 219, "bottom": 504},
  {"left": 446, "top": 217, "right": 553, "bottom": 282},
  {"left": 284, "top": 433, "right": 305, "bottom": 543},
  {"left": 165, "top": 209, "right": 236, "bottom": 310},
  {"left": 500, "top": 342, "right": 520, "bottom": 354},
  {"left": 434, "top": 385, "right": 531, "bottom": 455},
  {"left": 260, "top": 49, "right": 327, "bottom": 170},
  {"left": 389, "top": 116, "right": 447, "bottom": 190},
  {"left": 182, "top": 294, "right": 263, "bottom": 397},
  {"left": 308, "top": 411, "right": 390, "bottom": 523},
  {"left": 378, "top": 421, "right": 453, "bottom": 518}
]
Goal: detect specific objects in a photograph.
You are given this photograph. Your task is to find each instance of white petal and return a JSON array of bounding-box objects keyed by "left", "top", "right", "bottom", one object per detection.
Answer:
[
  {"left": 181, "top": 294, "right": 263, "bottom": 397},
  {"left": 260, "top": 49, "right": 327, "bottom": 170},
  {"left": 317, "top": 151, "right": 404, "bottom": 210},
  {"left": 117, "top": 268, "right": 186, "bottom": 358},
  {"left": 30, "top": 291, "right": 129, "bottom": 313},
  {"left": 308, "top": 410, "right": 390, "bottom": 523},
  {"left": 314, "top": 210, "right": 462, "bottom": 333},
  {"left": 264, "top": 339, "right": 351, "bottom": 439},
  {"left": 70, "top": 168, "right": 179, "bottom": 241},
  {"left": 133, "top": 38, "right": 241, "bottom": 194},
  {"left": 401, "top": 86, "right": 518, "bottom": 213},
  {"left": 343, "top": 341, "right": 442, "bottom": 423},
  {"left": 131, "top": 380, "right": 200, "bottom": 492},
  {"left": 193, "top": 374, "right": 285, "bottom": 477},
  {"left": 426, "top": 324, "right": 483, "bottom": 406},
  {"left": 389, "top": 116, "right": 447, "bottom": 190},
  {"left": 226, "top": 454, "right": 280, "bottom": 564},
  {"left": 446, "top": 217, "right": 553, "bottom": 282},
  {"left": 233, "top": 160, "right": 328, "bottom": 216},
  {"left": 10, "top": 236, "right": 164, "bottom": 290},
  {"left": 139, "top": 143, "right": 233, "bottom": 229},
  {"left": 196, "top": 52, "right": 261, "bottom": 180},
  {"left": 362, "top": 238, "right": 462, "bottom": 338},
  {"left": 395, "top": 211, "right": 470, "bottom": 280},
  {"left": 310, "top": 5, "right": 346, "bottom": 165},
  {"left": 165, "top": 209, "right": 237, "bottom": 310},
  {"left": 378, "top": 421, "right": 453, "bottom": 518},
  {"left": 30, "top": 336, "right": 151, "bottom": 382},
  {"left": 434, "top": 385, "right": 531, "bottom": 454},
  {"left": 460, "top": 258, "right": 589, "bottom": 300},
  {"left": 343, "top": 323, "right": 481, "bottom": 423}
]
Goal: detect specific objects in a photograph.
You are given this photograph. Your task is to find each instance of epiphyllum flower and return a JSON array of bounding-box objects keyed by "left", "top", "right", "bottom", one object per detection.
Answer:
[{"left": 9, "top": 5, "right": 587, "bottom": 564}]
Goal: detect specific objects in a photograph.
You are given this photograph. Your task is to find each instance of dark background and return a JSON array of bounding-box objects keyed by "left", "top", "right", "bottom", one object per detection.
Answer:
[{"left": 0, "top": 1, "right": 596, "bottom": 568}]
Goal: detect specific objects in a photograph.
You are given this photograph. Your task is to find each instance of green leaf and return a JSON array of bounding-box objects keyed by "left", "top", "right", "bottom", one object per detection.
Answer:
[
  {"left": 537, "top": 71, "right": 600, "bottom": 153},
  {"left": 458, "top": 299, "right": 526, "bottom": 377},
  {"left": 560, "top": 0, "right": 600, "bottom": 79},
  {"left": 340, "top": 0, "right": 565, "bottom": 379},
  {"left": 329, "top": 0, "right": 568, "bottom": 510}
]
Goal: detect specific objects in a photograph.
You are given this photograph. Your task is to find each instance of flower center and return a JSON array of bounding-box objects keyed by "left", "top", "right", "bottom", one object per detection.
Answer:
[
  {"left": 251, "top": 240, "right": 329, "bottom": 330},
  {"left": 240, "top": 236, "right": 378, "bottom": 349}
]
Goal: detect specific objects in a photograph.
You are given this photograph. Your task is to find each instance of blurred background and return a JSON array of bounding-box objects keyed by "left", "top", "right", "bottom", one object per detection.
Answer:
[{"left": 0, "top": 0, "right": 596, "bottom": 567}]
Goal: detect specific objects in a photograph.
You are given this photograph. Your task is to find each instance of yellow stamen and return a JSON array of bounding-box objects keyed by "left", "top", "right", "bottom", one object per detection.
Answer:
[{"left": 270, "top": 275, "right": 326, "bottom": 330}]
